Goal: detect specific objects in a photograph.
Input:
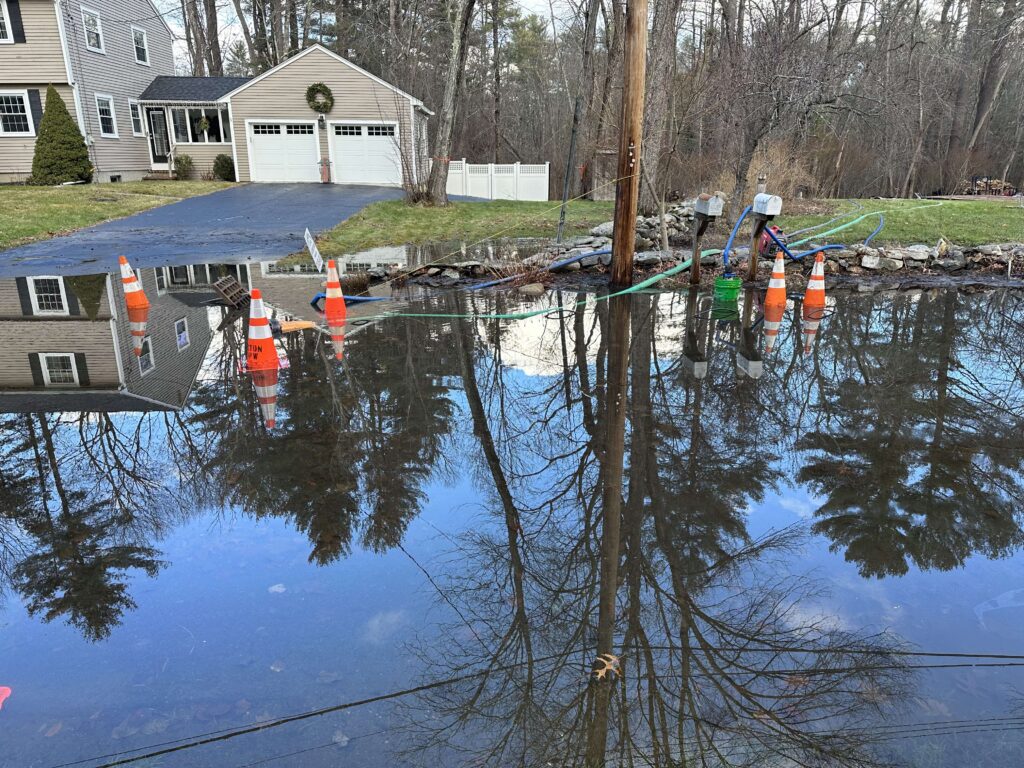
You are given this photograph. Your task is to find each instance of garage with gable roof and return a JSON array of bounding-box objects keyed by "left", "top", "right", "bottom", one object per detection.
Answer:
[{"left": 221, "top": 44, "right": 431, "bottom": 186}]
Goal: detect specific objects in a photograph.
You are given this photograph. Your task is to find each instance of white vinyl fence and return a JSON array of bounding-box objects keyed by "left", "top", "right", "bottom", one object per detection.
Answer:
[{"left": 446, "top": 159, "right": 550, "bottom": 201}]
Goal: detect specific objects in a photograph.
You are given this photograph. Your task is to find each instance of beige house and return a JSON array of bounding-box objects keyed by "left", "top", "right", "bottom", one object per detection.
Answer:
[
  {"left": 0, "top": 268, "right": 214, "bottom": 412},
  {"left": 138, "top": 44, "right": 432, "bottom": 185},
  {"left": 0, "top": 0, "right": 175, "bottom": 182}
]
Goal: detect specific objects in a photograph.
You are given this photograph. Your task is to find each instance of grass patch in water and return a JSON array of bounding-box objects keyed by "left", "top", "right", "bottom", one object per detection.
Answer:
[{"left": 305, "top": 199, "right": 614, "bottom": 260}]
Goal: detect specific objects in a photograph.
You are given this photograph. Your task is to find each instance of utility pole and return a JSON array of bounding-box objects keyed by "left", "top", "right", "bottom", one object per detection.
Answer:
[{"left": 609, "top": 0, "right": 648, "bottom": 287}]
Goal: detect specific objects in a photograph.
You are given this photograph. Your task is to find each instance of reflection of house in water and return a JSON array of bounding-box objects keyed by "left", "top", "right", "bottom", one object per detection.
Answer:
[{"left": 0, "top": 268, "right": 219, "bottom": 413}]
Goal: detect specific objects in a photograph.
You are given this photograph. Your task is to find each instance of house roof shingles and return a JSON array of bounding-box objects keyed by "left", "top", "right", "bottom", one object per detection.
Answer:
[{"left": 139, "top": 76, "right": 252, "bottom": 103}]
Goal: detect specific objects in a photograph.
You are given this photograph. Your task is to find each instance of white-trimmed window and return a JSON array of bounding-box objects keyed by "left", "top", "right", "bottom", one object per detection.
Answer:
[
  {"left": 170, "top": 106, "right": 230, "bottom": 143},
  {"left": 0, "top": 0, "right": 14, "bottom": 44},
  {"left": 94, "top": 93, "right": 117, "bottom": 137},
  {"left": 41, "top": 354, "right": 79, "bottom": 387},
  {"left": 0, "top": 91, "right": 33, "bottom": 135},
  {"left": 81, "top": 7, "right": 104, "bottom": 53},
  {"left": 129, "top": 100, "right": 144, "bottom": 136},
  {"left": 138, "top": 336, "right": 155, "bottom": 374},
  {"left": 367, "top": 125, "right": 395, "bottom": 137},
  {"left": 28, "top": 276, "right": 69, "bottom": 315},
  {"left": 131, "top": 25, "right": 148, "bottom": 64},
  {"left": 175, "top": 318, "right": 190, "bottom": 350}
]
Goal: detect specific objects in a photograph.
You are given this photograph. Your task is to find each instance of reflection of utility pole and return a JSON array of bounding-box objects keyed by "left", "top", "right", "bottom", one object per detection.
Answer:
[
  {"left": 585, "top": 293, "right": 630, "bottom": 765},
  {"left": 609, "top": 0, "right": 648, "bottom": 287},
  {"left": 736, "top": 288, "right": 763, "bottom": 378},
  {"left": 682, "top": 286, "right": 708, "bottom": 378}
]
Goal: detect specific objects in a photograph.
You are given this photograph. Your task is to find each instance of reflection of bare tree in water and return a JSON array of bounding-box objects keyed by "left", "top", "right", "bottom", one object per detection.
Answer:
[
  {"left": 0, "top": 413, "right": 176, "bottom": 640},
  {"left": 405, "top": 294, "right": 910, "bottom": 768}
]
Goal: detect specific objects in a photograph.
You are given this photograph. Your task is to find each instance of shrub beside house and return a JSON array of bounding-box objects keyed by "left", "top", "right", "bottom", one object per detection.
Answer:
[{"left": 29, "top": 86, "right": 93, "bottom": 186}]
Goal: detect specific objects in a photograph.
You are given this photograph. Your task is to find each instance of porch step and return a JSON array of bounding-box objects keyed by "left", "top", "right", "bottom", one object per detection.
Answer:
[{"left": 143, "top": 171, "right": 173, "bottom": 180}]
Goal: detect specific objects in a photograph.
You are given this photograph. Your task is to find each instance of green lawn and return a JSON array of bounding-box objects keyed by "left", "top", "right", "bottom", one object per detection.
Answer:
[
  {"left": 778, "top": 198, "right": 1024, "bottom": 247},
  {"left": 310, "top": 199, "right": 614, "bottom": 257},
  {"left": 0, "top": 180, "right": 233, "bottom": 250}
]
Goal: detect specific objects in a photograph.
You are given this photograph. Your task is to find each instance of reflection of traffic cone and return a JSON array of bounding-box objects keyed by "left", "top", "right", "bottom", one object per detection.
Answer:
[
  {"left": 763, "top": 303, "right": 784, "bottom": 354},
  {"left": 804, "top": 252, "right": 826, "bottom": 310},
  {"left": 802, "top": 303, "right": 822, "bottom": 355},
  {"left": 764, "top": 252, "right": 787, "bottom": 309},
  {"left": 119, "top": 256, "right": 150, "bottom": 356},
  {"left": 251, "top": 367, "right": 278, "bottom": 429},
  {"left": 324, "top": 260, "right": 347, "bottom": 360},
  {"left": 247, "top": 288, "right": 279, "bottom": 428}
]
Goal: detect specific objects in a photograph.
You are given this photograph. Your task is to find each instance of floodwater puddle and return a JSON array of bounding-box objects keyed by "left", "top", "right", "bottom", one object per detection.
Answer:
[{"left": 0, "top": 259, "right": 1022, "bottom": 767}]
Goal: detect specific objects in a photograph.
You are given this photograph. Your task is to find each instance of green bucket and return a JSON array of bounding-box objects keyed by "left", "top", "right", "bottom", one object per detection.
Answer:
[{"left": 713, "top": 275, "right": 742, "bottom": 302}]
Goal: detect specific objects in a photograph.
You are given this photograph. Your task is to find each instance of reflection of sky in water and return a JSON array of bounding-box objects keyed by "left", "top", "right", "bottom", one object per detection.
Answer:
[{"left": 1, "top": 286, "right": 1023, "bottom": 767}]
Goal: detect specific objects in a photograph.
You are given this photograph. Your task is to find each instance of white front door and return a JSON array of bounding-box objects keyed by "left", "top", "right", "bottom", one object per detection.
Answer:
[
  {"left": 330, "top": 123, "right": 403, "bottom": 185},
  {"left": 248, "top": 122, "right": 320, "bottom": 183}
]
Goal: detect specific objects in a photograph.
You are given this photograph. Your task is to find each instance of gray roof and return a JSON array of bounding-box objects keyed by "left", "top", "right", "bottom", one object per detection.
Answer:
[{"left": 139, "top": 76, "right": 252, "bottom": 103}]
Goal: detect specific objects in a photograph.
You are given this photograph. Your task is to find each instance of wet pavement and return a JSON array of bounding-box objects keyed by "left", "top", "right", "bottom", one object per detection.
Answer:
[
  {"left": 0, "top": 184, "right": 406, "bottom": 277},
  {"left": 0, "top": 258, "right": 1023, "bottom": 768}
]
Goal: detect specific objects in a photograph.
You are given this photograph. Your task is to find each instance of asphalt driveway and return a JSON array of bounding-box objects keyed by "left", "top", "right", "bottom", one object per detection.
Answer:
[{"left": 0, "top": 183, "right": 406, "bottom": 277}]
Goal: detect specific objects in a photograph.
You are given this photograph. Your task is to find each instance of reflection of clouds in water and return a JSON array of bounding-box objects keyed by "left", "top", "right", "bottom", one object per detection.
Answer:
[
  {"left": 778, "top": 495, "right": 815, "bottom": 520},
  {"left": 782, "top": 600, "right": 851, "bottom": 632},
  {"left": 363, "top": 610, "right": 406, "bottom": 644}
]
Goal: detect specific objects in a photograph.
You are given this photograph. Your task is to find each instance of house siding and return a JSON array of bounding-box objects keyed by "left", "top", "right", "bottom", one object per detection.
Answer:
[
  {"left": 0, "top": 83, "right": 75, "bottom": 181},
  {"left": 0, "top": 273, "right": 113, "bottom": 318},
  {"left": 0, "top": 0, "right": 68, "bottom": 83},
  {"left": 229, "top": 47, "right": 415, "bottom": 184},
  {"left": 168, "top": 133, "right": 232, "bottom": 178},
  {"left": 0, "top": 320, "right": 120, "bottom": 387},
  {"left": 61, "top": 0, "right": 175, "bottom": 180},
  {"left": 112, "top": 268, "right": 213, "bottom": 408}
]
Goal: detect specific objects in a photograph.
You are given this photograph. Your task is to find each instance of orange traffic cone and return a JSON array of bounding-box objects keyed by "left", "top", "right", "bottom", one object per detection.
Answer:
[
  {"left": 119, "top": 256, "right": 150, "bottom": 356},
  {"left": 763, "top": 303, "right": 784, "bottom": 354},
  {"left": 324, "top": 260, "right": 347, "bottom": 360},
  {"left": 764, "top": 252, "right": 787, "bottom": 309},
  {"left": 247, "top": 288, "right": 279, "bottom": 428},
  {"left": 804, "top": 252, "right": 826, "bottom": 310},
  {"left": 802, "top": 303, "right": 822, "bottom": 355}
]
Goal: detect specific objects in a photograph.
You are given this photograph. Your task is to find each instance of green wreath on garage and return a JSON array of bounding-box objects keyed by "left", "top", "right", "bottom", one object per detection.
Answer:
[{"left": 305, "top": 82, "right": 334, "bottom": 114}]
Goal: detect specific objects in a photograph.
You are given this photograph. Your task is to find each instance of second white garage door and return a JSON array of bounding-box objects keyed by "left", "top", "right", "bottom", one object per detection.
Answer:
[
  {"left": 330, "top": 123, "right": 403, "bottom": 185},
  {"left": 248, "top": 122, "right": 320, "bottom": 183}
]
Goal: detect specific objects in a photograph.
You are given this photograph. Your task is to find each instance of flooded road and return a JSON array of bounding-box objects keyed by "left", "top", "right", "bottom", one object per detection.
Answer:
[{"left": 0, "top": 263, "right": 1022, "bottom": 767}]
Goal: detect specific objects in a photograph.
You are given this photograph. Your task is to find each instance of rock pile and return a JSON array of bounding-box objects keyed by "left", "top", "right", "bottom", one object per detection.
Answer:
[
  {"left": 587, "top": 200, "right": 697, "bottom": 250},
  {"left": 814, "top": 240, "right": 1023, "bottom": 275}
]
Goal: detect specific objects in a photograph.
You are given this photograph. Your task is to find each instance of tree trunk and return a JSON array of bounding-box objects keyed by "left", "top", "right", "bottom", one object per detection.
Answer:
[
  {"left": 229, "top": 0, "right": 258, "bottom": 68},
  {"left": 491, "top": 0, "right": 500, "bottom": 163},
  {"left": 638, "top": 0, "right": 684, "bottom": 214},
  {"left": 426, "top": 0, "right": 478, "bottom": 206},
  {"left": 203, "top": 0, "right": 223, "bottom": 75}
]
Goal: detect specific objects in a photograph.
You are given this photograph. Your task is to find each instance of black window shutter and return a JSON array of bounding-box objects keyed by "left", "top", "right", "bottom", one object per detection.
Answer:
[
  {"left": 15, "top": 277, "right": 34, "bottom": 316},
  {"left": 29, "top": 354, "right": 43, "bottom": 386},
  {"left": 74, "top": 353, "right": 90, "bottom": 386},
  {"left": 27, "top": 89, "right": 43, "bottom": 131},
  {"left": 64, "top": 279, "right": 81, "bottom": 316},
  {"left": 8, "top": 0, "right": 26, "bottom": 43}
]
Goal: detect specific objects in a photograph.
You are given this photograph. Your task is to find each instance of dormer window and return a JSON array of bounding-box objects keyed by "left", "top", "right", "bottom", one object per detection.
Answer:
[
  {"left": 132, "top": 25, "right": 149, "bottom": 64},
  {"left": 82, "top": 7, "right": 103, "bottom": 53}
]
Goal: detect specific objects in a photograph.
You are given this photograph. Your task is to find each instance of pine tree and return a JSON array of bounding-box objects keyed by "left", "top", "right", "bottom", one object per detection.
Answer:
[{"left": 30, "top": 85, "right": 92, "bottom": 185}]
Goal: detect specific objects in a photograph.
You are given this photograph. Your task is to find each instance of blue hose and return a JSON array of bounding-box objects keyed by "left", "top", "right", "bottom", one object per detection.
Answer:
[
  {"left": 470, "top": 248, "right": 612, "bottom": 291},
  {"left": 721, "top": 206, "right": 751, "bottom": 272},
  {"left": 864, "top": 215, "right": 884, "bottom": 245},
  {"left": 310, "top": 293, "right": 390, "bottom": 309}
]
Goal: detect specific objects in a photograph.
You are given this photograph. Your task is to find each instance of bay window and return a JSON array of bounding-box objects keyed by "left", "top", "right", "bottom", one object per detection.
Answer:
[{"left": 170, "top": 106, "right": 230, "bottom": 143}]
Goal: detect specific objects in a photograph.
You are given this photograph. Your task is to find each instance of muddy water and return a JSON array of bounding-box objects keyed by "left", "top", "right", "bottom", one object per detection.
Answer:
[{"left": 0, "top": 270, "right": 1022, "bottom": 768}]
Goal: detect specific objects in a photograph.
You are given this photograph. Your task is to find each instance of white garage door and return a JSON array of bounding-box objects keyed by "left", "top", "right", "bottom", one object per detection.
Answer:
[
  {"left": 330, "top": 123, "right": 402, "bottom": 185},
  {"left": 249, "top": 122, "right": 320, "bottom": 183}
]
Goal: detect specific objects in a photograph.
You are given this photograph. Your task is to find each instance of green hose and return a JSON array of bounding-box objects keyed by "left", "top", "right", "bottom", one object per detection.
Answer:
[{"left": 788, "top": 200, "right": 944, "bottom": 248}]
